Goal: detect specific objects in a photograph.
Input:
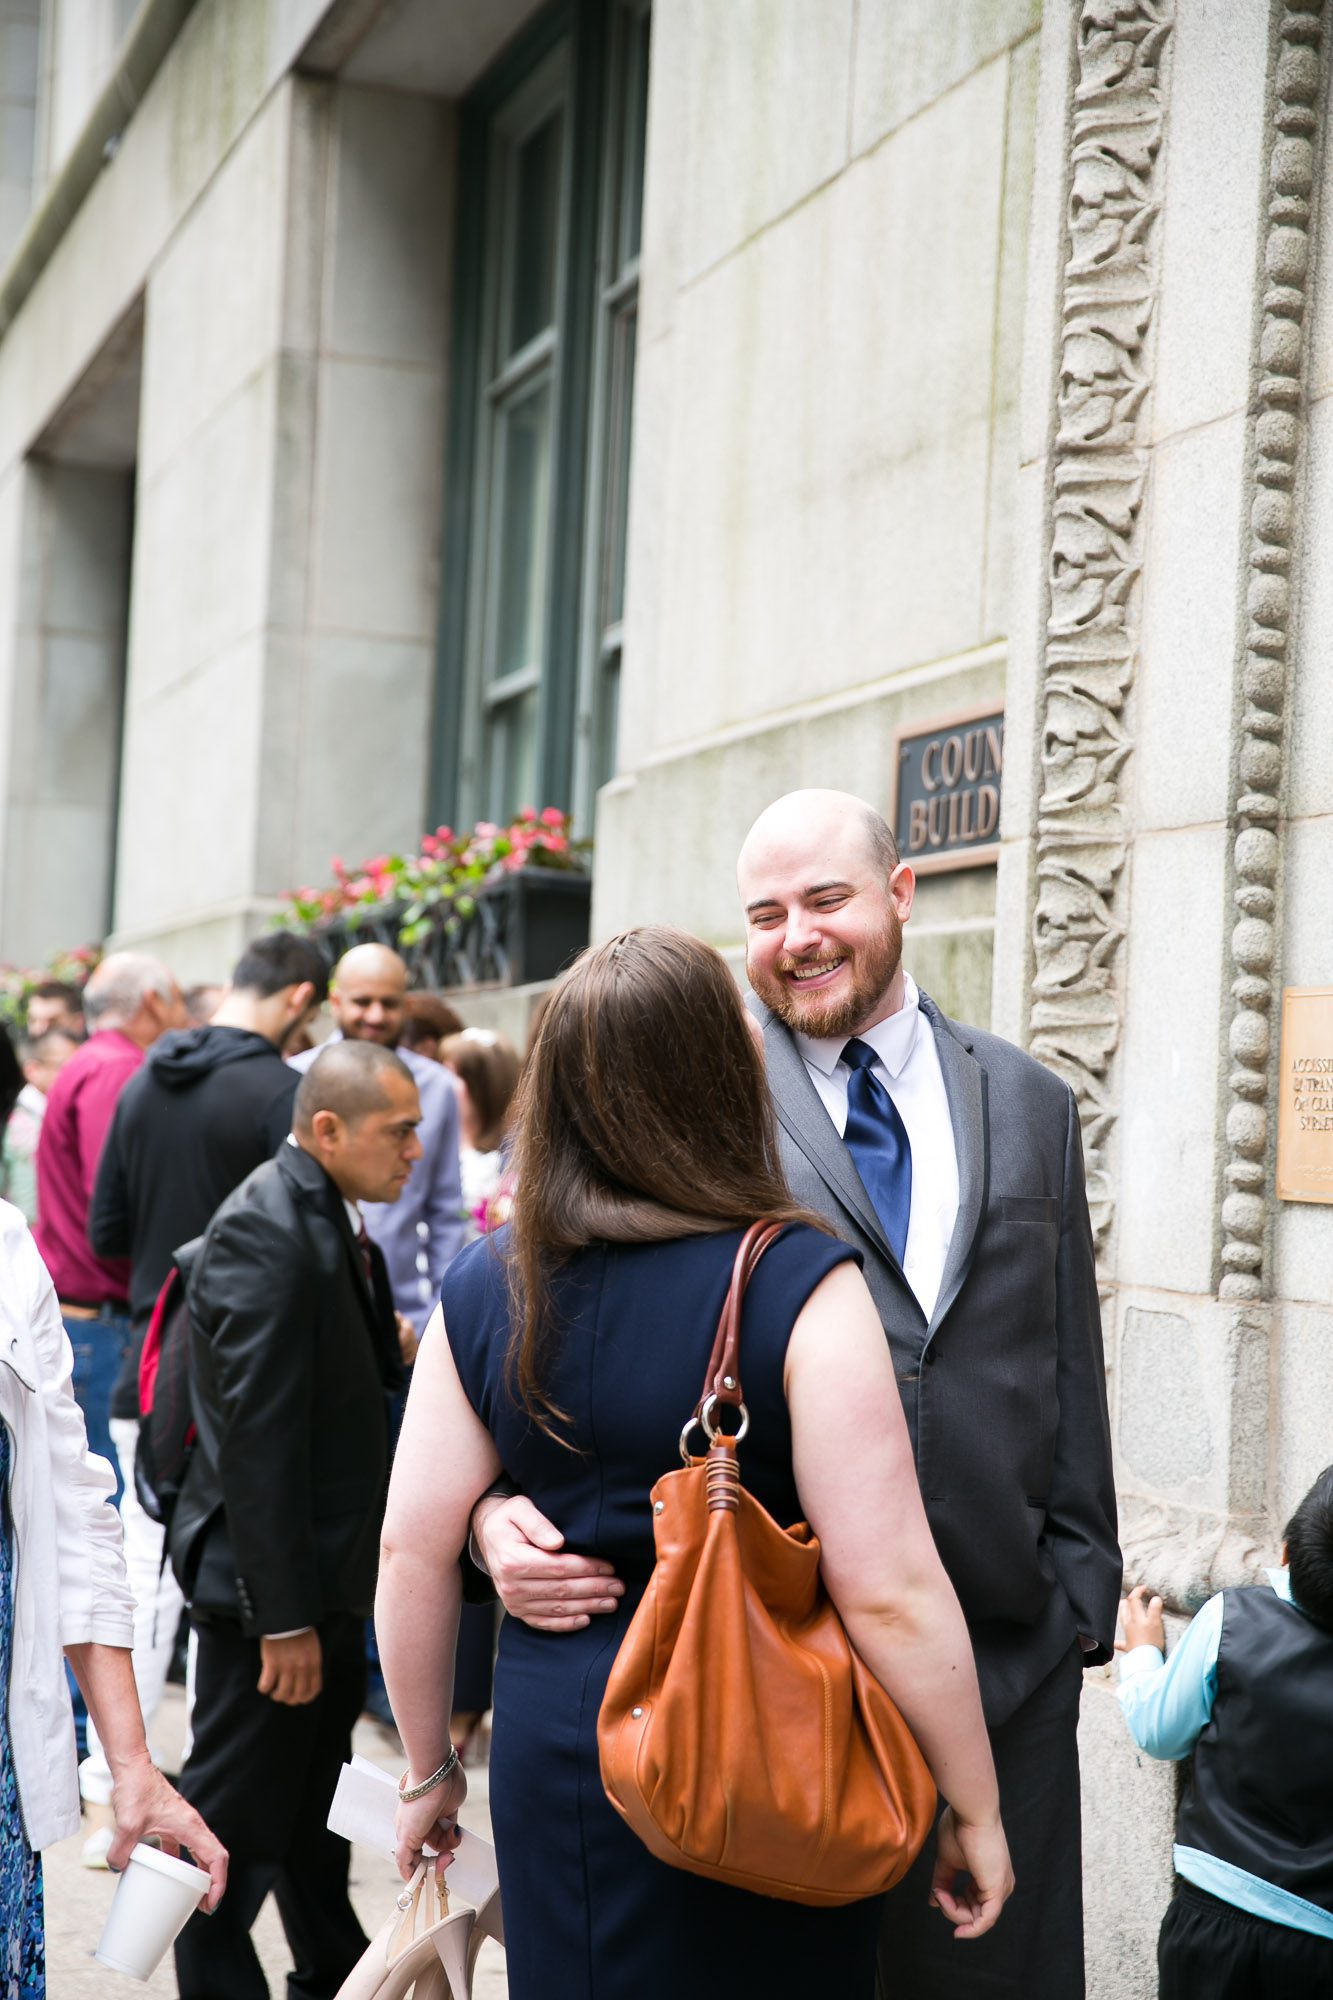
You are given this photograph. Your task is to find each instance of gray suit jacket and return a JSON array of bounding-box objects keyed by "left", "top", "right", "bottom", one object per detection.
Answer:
[{"left": 758, "top": 992, "right": 1120, "bottom": 1726}]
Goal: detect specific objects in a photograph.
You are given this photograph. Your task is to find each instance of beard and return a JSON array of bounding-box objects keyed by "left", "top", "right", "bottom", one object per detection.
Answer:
[
  {"left": 342, "top": 1018, "right": 400, "bottom": 1046},
  {"left": 748, "top": 907, "right": 903, "bottom": 1039}
]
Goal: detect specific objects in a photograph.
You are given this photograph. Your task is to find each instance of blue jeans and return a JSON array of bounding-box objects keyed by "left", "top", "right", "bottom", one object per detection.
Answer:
[
  {"left": 63, "top": 1306, "right": 130, "bottom": 1757},
  {"left": 63, "top": 1308, "right": 129, "bottom": 1508}
]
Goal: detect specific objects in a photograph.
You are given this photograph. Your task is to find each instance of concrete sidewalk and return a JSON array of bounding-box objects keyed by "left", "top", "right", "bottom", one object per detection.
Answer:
[{"left": 42, "top": 1687, "right": 507, "bottom": 1998}]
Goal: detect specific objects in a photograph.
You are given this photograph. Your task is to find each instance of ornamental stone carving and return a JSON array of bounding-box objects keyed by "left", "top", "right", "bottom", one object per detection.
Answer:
[
  {"left": 1029, "top": 1, "right": 1172, "bottom": 1271},
  {"left": 1219, "top": 2, "right": 1326, "bottom": 1299}
]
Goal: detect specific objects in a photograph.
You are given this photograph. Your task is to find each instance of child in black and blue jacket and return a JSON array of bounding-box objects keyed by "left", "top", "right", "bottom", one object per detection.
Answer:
[{"left": 1117, "top": 1463, "right": 1333, "bottom": 1998}]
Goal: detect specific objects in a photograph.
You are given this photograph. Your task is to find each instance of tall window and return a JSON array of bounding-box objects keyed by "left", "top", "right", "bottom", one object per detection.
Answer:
[
  {"left": 576, "top": 0, "right": 648, "bottom": 818},
  {"left": 476, "top": 48, "right": 568, "bottom": 820},
  {"left": 433, "top": 0, "right": 650, "bottom": 835}
]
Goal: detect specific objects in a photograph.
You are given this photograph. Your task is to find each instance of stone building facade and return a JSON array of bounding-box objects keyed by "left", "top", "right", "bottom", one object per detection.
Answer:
[{"left": 0, "top": 2, "right": 1331, "bottom": 1992}]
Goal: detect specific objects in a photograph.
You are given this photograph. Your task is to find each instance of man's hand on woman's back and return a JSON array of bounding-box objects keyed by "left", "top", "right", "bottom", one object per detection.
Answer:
[{"left": 471, "top": 1492, "right": 623, "bottom": 1630}]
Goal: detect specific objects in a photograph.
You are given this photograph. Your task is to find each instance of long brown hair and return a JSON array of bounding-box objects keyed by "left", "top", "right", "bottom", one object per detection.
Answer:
[{"left": 505, "top": 924, "right": 824, "bottom": 1435}]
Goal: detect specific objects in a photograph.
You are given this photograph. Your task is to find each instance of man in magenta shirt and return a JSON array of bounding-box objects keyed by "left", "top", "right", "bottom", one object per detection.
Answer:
[{"left": 34, "top": 952, "right": 186, "bottom": 1499}]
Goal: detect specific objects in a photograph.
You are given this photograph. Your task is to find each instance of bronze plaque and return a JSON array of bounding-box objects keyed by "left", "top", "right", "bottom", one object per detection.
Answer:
[
  {"left": 1276, "top": 986, "right": 1333, "bottom": 1203},
  {"left": 889, "top": 705, "right": 1003, "bottom": 876}
]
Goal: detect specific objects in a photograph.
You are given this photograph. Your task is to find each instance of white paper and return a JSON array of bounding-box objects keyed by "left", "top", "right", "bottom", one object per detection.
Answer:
[
  {"left": 327, "top": 1759, "right": 399, "bottom": 1853},
  {"left": 327, "top": 1759, "right": 501, "bottom": 1921}
]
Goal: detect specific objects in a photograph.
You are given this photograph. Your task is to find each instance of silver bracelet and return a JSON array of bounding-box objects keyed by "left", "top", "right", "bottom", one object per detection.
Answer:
[{"left": 398, "top": 1746, "right": 459, "bottom": 1803}]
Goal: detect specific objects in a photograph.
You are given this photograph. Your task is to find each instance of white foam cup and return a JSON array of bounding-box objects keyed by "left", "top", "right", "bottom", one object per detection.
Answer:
[{"left": 95, "top": 1841, "right": 212, "bottom": 1980}]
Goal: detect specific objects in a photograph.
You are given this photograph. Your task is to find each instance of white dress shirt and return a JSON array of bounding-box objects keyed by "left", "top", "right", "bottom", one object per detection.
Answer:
[{"left": 793, "top": 974, "right": 959, "bottom": 1320}]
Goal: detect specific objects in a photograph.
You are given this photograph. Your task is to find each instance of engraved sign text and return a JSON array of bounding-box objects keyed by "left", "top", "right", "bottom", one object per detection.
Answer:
[{"left": 1276, "top": 987, "right": 1333, "bottom": 1203}]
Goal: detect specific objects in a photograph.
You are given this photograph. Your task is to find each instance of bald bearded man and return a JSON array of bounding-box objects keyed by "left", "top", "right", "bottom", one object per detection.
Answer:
[
  {"left": 288, "top": 945, "right": 466, "bottom": 1341},
  {"left": 471, "top": 790, "right": 1120, "bottom": 2000}
]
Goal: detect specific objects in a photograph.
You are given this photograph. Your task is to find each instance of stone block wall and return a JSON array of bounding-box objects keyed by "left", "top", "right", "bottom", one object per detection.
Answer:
[
  {"left": 997, "top": 2, "right": 1333, "bottom": 1989},
  {"left": 0, "top": 11, "right": 456, "bottom": 978},
  {"left": 32, "top": 0, "right": 135, "bottom": 194},
  {"left": 595, "top": 0, "right": 1044, "bottom": 1022},
  {"left": 0, "top": 457, "right": 131, "bottom": 963},
  {"left": 112, "top": 73, "right": 453, "bottom": 976},
  {"left": 0, "top": 0, "right": 40, "bottom": 268}
]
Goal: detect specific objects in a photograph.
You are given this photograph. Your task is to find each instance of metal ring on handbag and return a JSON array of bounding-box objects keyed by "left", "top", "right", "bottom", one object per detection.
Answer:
[
  {"left": 700, "top": 1392, "right": 749, "bottom": 1443},
  {"left": 678, "top": 1396, "right": 749, "bottom": 1465},
  {"left": 679, "top": 1415, "right": 707, "bottom": 1463}
]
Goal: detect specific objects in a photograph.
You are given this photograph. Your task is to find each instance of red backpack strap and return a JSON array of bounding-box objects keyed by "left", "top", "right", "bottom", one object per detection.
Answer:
[{"left": 137, "top": 1266, "right": 182, "bottom": 1417}]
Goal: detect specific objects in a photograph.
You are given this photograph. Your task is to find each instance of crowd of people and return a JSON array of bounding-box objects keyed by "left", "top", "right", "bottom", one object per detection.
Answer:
[
  {"left": 0, "top": 786, "right": 1329, "bottom": 2000},
  {"left": 0, "top": 933, "right": 520, "bottom": 1997}
]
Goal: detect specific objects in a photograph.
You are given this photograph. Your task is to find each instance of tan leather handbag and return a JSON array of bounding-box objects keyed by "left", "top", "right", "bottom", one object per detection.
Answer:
[{"left": 598, "top": 1222, "right": 937, "bottom": 1907}]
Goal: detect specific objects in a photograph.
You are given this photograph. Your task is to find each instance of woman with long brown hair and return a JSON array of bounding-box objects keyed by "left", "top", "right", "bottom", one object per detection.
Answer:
[{"left": 377, "top": 926, "right": 1010, "bottom": 1997}]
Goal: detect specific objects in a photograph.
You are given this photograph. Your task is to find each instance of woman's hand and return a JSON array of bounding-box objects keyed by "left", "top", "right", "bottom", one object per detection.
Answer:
[
  {"left": 107, "top": 1755, "right": 229, "bottom": 1912},
  {"left": 393, "top": 1764, "right": 468, "bottom": 1883},
  {"left": 929, "top": 1806, "right": 1013, "bottom": 1940}
]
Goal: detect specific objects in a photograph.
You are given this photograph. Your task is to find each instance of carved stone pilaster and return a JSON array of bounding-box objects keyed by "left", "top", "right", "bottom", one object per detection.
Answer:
[
  {"left": 1219, "top": 3, "right": 1326, "bottom": 1300},
  {"left": 1029, "top": 3, "right": 1172, "bottom": 1273}
]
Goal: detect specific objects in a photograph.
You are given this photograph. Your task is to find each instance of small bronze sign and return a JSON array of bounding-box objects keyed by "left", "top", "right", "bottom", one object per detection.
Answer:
[
  {"left": 890, "top": 705, "right": 1004, "bottom": 875},
  {"left": 1277, "top": 986, "right": 1333, "bottom": 1203}
]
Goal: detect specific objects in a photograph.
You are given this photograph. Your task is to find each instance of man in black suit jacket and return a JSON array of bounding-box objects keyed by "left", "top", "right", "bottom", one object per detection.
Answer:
[
  {"left": 736, "top": 789, "right": 1119, "bottom": 1998},
  {"left": 171, "top": 1041, "right": 420, "bottom": 2000},
  {"left": 470, "top": 789, "right": 1120, "bottom": 1998}
]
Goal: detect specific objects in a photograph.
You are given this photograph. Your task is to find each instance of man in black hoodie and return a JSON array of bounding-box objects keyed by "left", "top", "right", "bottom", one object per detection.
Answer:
[
  {"left": 91, "top": 931, "right": 329, "bottom": 1336},
  {"left": 84, "top": 929, "right": 328, "bottom": 1798}
]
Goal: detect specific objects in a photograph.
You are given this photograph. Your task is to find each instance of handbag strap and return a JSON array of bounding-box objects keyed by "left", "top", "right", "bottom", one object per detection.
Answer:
[{"left": 681, "top": 1222, "right": 783, "bottom": 1458}]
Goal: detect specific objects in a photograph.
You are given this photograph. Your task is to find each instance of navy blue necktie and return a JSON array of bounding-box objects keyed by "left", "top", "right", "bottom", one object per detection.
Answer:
[{"left": 841, "top": 1039, "right": 912, "bottom": 1266}]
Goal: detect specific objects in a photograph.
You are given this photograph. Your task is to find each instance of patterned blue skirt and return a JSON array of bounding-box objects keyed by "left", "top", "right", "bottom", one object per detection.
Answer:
[{"left": 0, "top": 1423, "right": 44, "bottom": 1999}]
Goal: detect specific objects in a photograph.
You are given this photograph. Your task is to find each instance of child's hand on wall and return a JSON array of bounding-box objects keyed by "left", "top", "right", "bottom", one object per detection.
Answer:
[{"left": 1115, "top": 1582, "right": 1166, "bottom": 1653}]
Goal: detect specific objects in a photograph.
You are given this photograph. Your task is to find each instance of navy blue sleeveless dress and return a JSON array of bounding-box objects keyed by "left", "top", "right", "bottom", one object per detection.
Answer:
[{"left": 444, "top": 1224, "right": 887, "bottom": 2000}]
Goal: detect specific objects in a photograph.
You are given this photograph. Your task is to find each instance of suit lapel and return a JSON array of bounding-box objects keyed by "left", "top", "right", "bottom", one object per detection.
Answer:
[
  {"left": 278, "top": 1141, "right": 380, "bottom": 1332},
  {"left": 762, "top": 1012, "right": 903, "bottom": 1272},
  {"left": 920, "top": 994, "right": 989, "bottom": 1336}
]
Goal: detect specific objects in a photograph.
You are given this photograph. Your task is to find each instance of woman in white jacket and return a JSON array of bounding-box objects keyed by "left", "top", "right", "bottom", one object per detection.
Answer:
[{"left": 0, "top": 1199, "right": 225, "bottom": 1994}]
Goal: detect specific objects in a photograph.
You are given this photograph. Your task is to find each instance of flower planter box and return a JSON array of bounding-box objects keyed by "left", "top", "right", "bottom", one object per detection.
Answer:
[{"left": 314, "top": 867, "right": 590, "bottom": 991}]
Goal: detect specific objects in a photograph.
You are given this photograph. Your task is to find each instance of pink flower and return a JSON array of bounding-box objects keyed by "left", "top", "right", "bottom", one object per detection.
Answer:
[
  {"left": 421, "top": 833, "right": 439, "bottom": 855},
  {"left": 516, "top": 805, "right": 537, "bottom": 823},
  {"left": 436, "top": 825, "right": 454, "bottom": 843},
  {"left": 544, "top": 832, "right": 568, "bottom": 851},
  {"left": 473, "top": 821, "right": 499, "bottom": 840},
  {"left": 540, "top": 806, "right": 565, "bottom": 828},
  {"left": 330, "top": 855, "right": 346, "bottom": 876}
]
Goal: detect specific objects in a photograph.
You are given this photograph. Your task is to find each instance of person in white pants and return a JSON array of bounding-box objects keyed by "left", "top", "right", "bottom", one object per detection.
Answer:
[{"left": 78, "top": 1417, "right": 186, "bottom": 1861}]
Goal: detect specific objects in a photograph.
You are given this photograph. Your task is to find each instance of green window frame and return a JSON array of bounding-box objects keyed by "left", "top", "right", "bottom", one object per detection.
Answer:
[{"left": 431, "top": 0, "right": 649, "bottom": 835}]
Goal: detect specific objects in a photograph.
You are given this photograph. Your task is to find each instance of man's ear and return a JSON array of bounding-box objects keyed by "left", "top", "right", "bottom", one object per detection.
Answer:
[
  {"left": 309, "top": 1107, "right": 342, "bottom": 1150},
  {"left": 889, "top": 859, "right": 916, "bottom": 920},
  {"left": 287, "top": 980, "right": 316, "bottom": 1021}
]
